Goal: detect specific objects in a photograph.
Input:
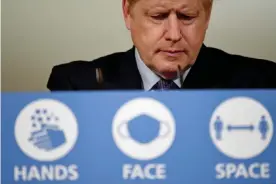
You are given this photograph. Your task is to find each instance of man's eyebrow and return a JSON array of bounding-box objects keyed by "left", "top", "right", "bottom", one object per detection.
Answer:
[
  {"left": 145, "top": 5, "right": 167, "bottom": 11},
  {"left": 143, "top": 6, "right": 166, "bottom": 16},
  {"left": 146, "top": 3, "right": 200, "bottom": 12}
]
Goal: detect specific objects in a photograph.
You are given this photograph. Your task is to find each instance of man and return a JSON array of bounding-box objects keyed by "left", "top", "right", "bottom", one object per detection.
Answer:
[{"left": 47, "top": 0, "right": 276, "bottom": 91}]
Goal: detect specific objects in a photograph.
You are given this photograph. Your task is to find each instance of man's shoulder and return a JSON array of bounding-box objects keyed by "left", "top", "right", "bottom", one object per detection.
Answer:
[
  {"left": 52, "top": 49, "right": 129, "bottom": 71},
  {"left": 47, "top": 48, "right": 133, "bottom": 90},
  {"left": 205, "top": 46, "right": 275, "bottom": 66},
  {"left": 203, "top": 46, "right": 276, "bottom": 87}
]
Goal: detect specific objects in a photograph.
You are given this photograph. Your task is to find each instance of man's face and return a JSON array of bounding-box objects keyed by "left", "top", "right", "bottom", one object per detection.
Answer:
[{"left": 123, "top": 0, "right": 212, "bottom": 79}]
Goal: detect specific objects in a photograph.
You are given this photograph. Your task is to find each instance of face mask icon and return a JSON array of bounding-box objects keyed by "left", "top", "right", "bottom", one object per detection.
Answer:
[
  {"left": 112, "top": 98, "right": 176, "bottom": 161},
  {"left": 117, "top": 115, "right": 171, "bottom": 144}
]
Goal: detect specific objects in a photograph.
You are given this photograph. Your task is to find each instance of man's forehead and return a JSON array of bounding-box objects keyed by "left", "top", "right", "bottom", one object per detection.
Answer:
[{"left": 129, "top": 0, "right": 211, "bottom": 9}]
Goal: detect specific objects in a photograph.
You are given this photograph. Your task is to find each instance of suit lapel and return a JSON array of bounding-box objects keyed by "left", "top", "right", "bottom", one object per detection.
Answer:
[
  {"left": 119, "top": 47, "right": 143, "bottom": 89},
  {"left": 103, "top": 47, "right": 143, "bottom": 90},
  {"left": 182, "top": 44, "right": 222, "bottom": 89}
]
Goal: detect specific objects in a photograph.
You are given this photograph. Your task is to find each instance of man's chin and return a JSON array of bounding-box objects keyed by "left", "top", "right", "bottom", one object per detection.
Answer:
[{"left": 159, "top": 71, "right": 178, "bottom": 80}]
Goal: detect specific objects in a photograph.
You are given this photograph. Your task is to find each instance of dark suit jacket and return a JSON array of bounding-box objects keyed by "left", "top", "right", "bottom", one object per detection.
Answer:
[{"left": 47, "top": 45, "right": 276, "bottom": 90}]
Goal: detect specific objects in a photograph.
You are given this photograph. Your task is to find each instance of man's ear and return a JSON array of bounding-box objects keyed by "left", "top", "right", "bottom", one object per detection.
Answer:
[
  {"left": 122, "top": 0, "right": 131, "bottom": 30},
  {"left": 205, "top": 3, "right": 213, "bottom": 30}
]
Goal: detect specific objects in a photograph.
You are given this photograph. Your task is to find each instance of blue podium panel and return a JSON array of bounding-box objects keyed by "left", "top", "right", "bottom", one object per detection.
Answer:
[{"left": 2, "top": 90, "right": 276, "bottom": 184}]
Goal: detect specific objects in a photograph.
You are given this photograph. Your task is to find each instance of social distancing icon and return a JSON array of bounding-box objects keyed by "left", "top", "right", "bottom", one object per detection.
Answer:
[
  {"left": 214, "top": 115, "right": 270, "bottom": 141},
  {"left": 210, "top": 97, "right": 273, "bottom": 159}
]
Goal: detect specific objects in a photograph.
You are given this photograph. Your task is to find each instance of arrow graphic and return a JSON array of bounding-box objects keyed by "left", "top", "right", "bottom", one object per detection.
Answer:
[{"left": 227, "top": 124, "right": 254, "bottom": 132}]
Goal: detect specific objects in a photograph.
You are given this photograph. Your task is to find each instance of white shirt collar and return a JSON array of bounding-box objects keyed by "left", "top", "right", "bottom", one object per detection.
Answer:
[{"left": 135, "top": 48, "right": 191, "bottom": 91}]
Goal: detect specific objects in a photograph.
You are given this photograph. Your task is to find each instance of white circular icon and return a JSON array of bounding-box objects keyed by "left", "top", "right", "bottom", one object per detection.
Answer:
[
  {"left": 15, "top": 99, "right": 78, "bottom": 161},
  {"left": 210, "top": 97, "right": 273, "bottom": 159},
  {"left": 112, "top": 98, "right": 176, "bottom": 160}
]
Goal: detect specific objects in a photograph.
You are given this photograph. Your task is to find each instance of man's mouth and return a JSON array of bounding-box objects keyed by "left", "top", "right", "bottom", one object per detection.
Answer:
[{"left": 160, "top": 50, "right": 185, "bottom": 57}]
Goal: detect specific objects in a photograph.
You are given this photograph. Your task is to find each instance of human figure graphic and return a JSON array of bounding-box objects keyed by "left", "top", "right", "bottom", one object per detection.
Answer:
[
  {"left": 214, "top": 116, "right": 223, "bottom": 140},
  {"left": 259, "top": 115, "right": 269, "bottom": 140}
]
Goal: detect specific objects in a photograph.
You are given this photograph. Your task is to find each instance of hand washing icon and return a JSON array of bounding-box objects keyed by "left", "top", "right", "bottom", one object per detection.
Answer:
[{"left": 28, "top": 109, "right": 66, "bottom": 151}]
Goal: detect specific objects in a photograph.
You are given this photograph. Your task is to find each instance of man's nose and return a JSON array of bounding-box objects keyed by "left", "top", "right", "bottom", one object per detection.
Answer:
[{"left": 165, "top": 14, "right": 182, "bottom": 42}]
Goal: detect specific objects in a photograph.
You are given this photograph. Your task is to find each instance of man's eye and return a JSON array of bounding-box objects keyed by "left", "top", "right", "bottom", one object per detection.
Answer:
[
  {"left": 177, "top": 13, "right": 195, "bottom": 21},
  {"left": 151, "top": 13, "right": 169, "bottom": 20}
]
